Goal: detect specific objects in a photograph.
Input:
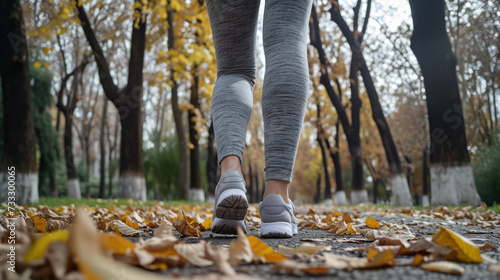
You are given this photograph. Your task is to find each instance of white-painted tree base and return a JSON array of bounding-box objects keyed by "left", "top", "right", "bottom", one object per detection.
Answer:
[
  {"left": 117, "top": 176, "right": 147, "bottom": 201},
  {"left": 430, "top": 165, "right": 481, "bottom": 206},
  {"left": 336, "top": 191, "right": 348, "bottom": 205},
  {"left": 67, "top": 179, "right": 81, "bottom": 199},
  {"left": 0, "top": 172, "right": 38, "bottom": 204},
  {"left": 422, "top": 195, "right": 430, "bottom": 207},
  {"left": 206, "top": 194, "right": 215, "bottom": 204},
  {"left": 324, "top": 199, "right": 333, "bottom": 206},
  {"left": 391, "top": 175, "right": 413, "bottom": 207},
  {"left": 350, "top": 190, "right": 369, "bottom": 204},
  {"left": 189, "top": 189, "right": 205, "bottom": 202}
]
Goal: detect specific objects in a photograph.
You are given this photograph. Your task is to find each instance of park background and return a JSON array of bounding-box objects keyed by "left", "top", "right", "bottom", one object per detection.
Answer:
[{"left": 0, "top": 0, "right": 499, "bottom": 208}]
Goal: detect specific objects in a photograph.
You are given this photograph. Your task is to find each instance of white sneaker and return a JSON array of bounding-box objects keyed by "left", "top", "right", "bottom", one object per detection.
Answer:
[
  {"left": 211, "top": 169, "right": 248, "bottom": 235},
  {"left": 259, "top": 194, "right": 297, "bottom": 238}
]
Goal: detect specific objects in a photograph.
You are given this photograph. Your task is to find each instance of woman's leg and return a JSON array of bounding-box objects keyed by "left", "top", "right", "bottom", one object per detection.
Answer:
[
  {"left": 206, "top": 0, "right": 261, "bottom": 178},
  {"left": 262, "top": 0, "right": 313, "bottom": 202}
]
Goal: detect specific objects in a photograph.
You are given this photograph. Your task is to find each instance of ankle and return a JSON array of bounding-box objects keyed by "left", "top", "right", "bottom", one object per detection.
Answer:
[
  {"left": 220, "top": 155, "right": 243, "bottom": 178},
  {"left": 264, "top": 179, "right": 290, "bottom": 203}
]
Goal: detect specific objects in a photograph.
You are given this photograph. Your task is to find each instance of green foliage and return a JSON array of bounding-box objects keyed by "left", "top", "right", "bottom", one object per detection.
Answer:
[
  {"left": 143, "top": 133, "right": 180, "bottom": 200},
  {"left": 474, "top": 131, "right": 500, "bottom": 206},
  {"left": 30, "top": 61, "right": 60, "bottom": 196}
]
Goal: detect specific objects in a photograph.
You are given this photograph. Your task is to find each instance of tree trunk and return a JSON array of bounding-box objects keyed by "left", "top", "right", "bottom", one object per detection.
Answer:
[
  {"left": 63, "top": 112, "right": 80, "bottom": 198},
  {"left": 253, "top": 163, "right": 259, "bottom": 203},
  {"left": 99, "top": 99, "right": 108, "bottom": 198},
  {"left": 206, "top": 120, "right": 218, "bottom": 200},
  {"left": 314, "top": 175, "right": 321, "bottom": 204},
  {"left": 409, "top": 0, "right": 481, "bottom": 206},
  {"left": 76, "top": 1, "right": 147, "bottom": 200},
  {"left": 309, "top": 5, "right": 365, "bottom": 200},
  {"left": 422, "top": 145, "right": 430, "bottom": 206},
  {"left": 167, "top": 1, "right": 189, "bottom": 200},
  {"left": 329, "top": 1, "right": 412, "bottom": 206},
  {"left": 0, "top": 0, "right": 38, "bottom": 204},
  {"left": 347, "top": 58, "right": 367, "bottom": 204},
  {"left": 188, "top": 69, "right": 203, "bottom": 201},
  {"left": 247, "top": 160, "right": 253, "bottom": 203}
]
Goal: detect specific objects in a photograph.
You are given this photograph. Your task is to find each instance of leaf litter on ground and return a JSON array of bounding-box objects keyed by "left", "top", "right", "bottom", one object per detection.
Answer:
[{"left": 0, "top": 202, "right": 499, "bottom": 278}]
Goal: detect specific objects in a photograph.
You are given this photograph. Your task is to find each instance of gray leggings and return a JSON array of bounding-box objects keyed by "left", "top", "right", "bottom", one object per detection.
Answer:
[{"left": 207, "top": 0, "right": 313, "bottom": 183}]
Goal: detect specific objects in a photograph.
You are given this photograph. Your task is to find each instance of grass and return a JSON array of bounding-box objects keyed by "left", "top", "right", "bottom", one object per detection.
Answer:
[{"left": 10, "top": 197, "right": 210, "bottom": 209}]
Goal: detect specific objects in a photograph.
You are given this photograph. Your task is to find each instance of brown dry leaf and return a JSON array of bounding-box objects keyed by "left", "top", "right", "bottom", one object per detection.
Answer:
[
  {"left": 343, "top": 213, "right": 353, "bottom": 224},
  {"left": 277, "top": 243, "right": 331, "bottom": 256},
  {"left": 480, "top": 244, "right": 497, "bottom": 250},
  {"left": 204, "top": 242, "right": 236, "bottom": 276},
  {"left": 174, "top": 241, "right": 212, "bottom": 266},
  {"left": 432, "top": 226, "right": 483, "bottom": 263},
  {"left": 467, "top": 230, "right": 491, "bottom": 234},
  {"left": 33, "top": 216, "right": 47, "bottom": 233},
  {"left": 69, "top": 208, "right": 169, "bottom": 280},
  {"left": 47, "top": 219, "right": 71, "bottom": 232},
  {"left": 173, "top": 211, "right": 201, "bottom": 237},
  {"left": 248, "top": 236, "right": 288, "bottom": 263},
  {"left": 421, "top": 261, "right": 465, "bottom": 275},
  {"left": 44, "top": 241, "right": 71, "bottom": 279},
  {"left": 273, "top": 260, "right": 330, "bottom": 275},
  {"left": 323, "top": 250, "right": 395, "bottom": 270},
  {"left": 366, "top": 217, "right": 381, "bottom": 229},
  {"left": 361, "top": 224, "right": 415, "bottom": 241},
  {"left": 229, "top": 227, "right": 253, "bottom": 265}
]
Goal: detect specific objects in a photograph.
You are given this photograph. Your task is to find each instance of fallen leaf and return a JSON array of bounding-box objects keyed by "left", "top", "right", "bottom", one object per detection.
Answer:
[
  {"left": 108, "top": 220, "right": 141, "bottom": 236},
  {"left": 204, "top": 242, "right": 235, "bottom": 275},
  {"left": 99, "top": 233, "right": 135, "bottom": 255},
  {"left": 202, "top": 217, "right": 213, "bottom": 230},
  {"left": 229, "top": 227, "right": 253, "bottom": 265},
  {"left": 412, "top": 254, "right": 424, "bottom": 266},
  {"left": 69, "top": 208, "right": 168, "bottom": 280},
  {"left": 248, "top": 236, "right": 288, "bottom": 263},
  {"left": 480, "top": 244, "right": 497, "bottom": 250},
  {"left": 173, "top": 211, "right": 201, "bottom": 237},
  {"left": 366, "top": 217, "right": 381, "bottom": 229},
  {"left": 277, "top": 243, "right": 331, "bottom": 255},
  {"left": 174, "top": 241, "right": 212, "bottom": 266},
  {"left": 432, "top": 226, "right": 483, "bottom": 263},
  {"left": 44, "top": 241, "right": 71, "bottom": 279},
  {"left": 33, "top": 216, "right": 47, "bottom": 233},
  {"left": 23, "top": 230, "right": 69, "bottom": 261},
  {"left": 467, "top": 230, "right": 491, "bottom": 234},
  {"left": 323, "top": 250, "right": 395, "bottom": 270},
  {"left": 421, "top": 261, "right": 465, "bottom": 275}
]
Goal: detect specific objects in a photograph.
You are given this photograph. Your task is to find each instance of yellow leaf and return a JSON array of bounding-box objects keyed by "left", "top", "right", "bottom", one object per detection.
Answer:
[
  {"left": 99, "top": 233, "right": 135, "bottom": 255},
  {"left": 432, "top": 226, "right": 482, "bottom": 263},
  {"left": 202, "top": 217, "right": 212, "bottom": 230},
  {"left": 156, "top": 71, "right": 164, "bottom": 80},
  {"left": 43, "top": 62, "right": 50, "bottom": 68},
  {"left": 421, "top": 261, "right": 465, "bottom": 275},
  {"left": 366, "top": 217, "right": 380, "bottom": 229},
  {"left": 42, "top": 47, "right": 50, "bottom": 55},
  {"left": 248, "top": 236, "right": 288, "bottom": 263},
  {"left": 34, "top": 61, "right": 42, "bottom": 68},
  {"left": 24, "top": 230, "right": 69, "bottom": 261},
  {"left": 33, "top": 216, "right": 47, "bottom": 233}
]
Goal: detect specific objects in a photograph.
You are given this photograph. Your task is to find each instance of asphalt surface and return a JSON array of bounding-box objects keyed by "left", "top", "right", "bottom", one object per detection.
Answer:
[{"left": 128, "top": 210, "right": 500, "bottom": 279}]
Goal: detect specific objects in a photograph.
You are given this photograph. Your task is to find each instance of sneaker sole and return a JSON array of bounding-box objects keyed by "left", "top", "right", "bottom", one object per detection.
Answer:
[
  {"left": 212, "top": 217, "right": 246, "bottom": 235},
  {"left": 261, "top": 222, "right": 293, "bottom": 238},
  {"left": 215, "top": 189, "right": 248, "bottom": 220}
]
